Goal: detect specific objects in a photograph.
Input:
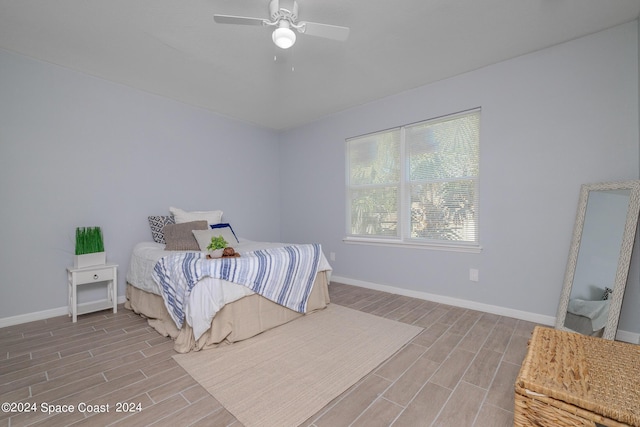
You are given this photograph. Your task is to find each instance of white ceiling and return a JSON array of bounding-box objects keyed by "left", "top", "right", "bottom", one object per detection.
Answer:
[{"left": 1, "top": 0, "right": 639, "bottom": 130}]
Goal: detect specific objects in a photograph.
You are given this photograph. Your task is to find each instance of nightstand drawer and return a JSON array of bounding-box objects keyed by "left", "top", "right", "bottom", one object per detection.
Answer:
[{"left": 75, "top": 267, "right": 115, "bottom": 284}]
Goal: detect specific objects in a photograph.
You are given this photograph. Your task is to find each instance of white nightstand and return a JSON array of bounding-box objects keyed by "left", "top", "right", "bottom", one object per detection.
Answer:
[{"left": 67, "top": 263, "right": 118, "bottom": 322}]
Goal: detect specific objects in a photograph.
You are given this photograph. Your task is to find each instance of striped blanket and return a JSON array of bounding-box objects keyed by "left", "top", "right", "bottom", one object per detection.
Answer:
[{"left": 152, "top": 244, "right": 322, "bottom": 330}]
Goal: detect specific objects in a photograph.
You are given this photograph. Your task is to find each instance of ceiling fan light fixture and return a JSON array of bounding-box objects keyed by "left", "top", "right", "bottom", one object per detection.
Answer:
[
  {"left": 214, "top": 0, "right": 349, "bottom": 50},
  {"left": 272, "top": 21, "right": 296, "bottom": 49}
]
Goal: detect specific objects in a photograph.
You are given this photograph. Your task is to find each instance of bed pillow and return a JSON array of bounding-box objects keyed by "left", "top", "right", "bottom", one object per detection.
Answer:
[
  {"left": 148, "top": 215, "right": 175, "bottom": 244},
  {"left": 169, "top": 206, "right": 223, "bottom": 225},
  {"left": 163, "top": 220, "right": 208, "bottom": 251},
  {"left": 193, "top": 227, "right": 239, "bottom": 252}
]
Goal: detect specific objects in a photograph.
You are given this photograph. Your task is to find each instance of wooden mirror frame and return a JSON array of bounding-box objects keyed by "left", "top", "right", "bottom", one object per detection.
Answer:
[{"left": 555, "top": 180, "right": 640, "bottom": 340}]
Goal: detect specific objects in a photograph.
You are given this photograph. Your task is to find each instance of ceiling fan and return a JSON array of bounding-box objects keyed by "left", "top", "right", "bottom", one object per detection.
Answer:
[{"left": 213, "top": 0, "right": 350, "bottom": 49}]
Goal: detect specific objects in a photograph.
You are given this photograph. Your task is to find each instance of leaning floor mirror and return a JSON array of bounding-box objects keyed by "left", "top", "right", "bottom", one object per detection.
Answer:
[{"left": 555, "top": 180, "right": 640, "bottom": 340}]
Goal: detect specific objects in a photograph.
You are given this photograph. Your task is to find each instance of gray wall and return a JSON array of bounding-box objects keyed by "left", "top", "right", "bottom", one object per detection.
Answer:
[
  {"left": 279, "top": 21, "right": 640, "bottom": 334},
  {"left": 0, "top": 49, "right": 281, "bottom": 318},
  {"left": 1, "top": 21, "right": 639, "bottom": 337}
]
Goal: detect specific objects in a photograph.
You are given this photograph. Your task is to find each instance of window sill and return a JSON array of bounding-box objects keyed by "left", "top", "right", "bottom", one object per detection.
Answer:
[{"left": 343, "top": 236, "right": 482, "bottom": 253}]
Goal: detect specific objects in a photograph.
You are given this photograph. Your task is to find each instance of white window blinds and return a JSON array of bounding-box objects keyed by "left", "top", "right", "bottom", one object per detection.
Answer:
[{"left": 347, "top": 109, "right": 480, "bottom": 249}]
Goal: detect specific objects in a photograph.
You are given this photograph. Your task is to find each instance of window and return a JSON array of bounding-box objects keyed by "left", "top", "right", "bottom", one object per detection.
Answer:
[{"left": 346, "top": 109, "right": 480, "bottom": 251}]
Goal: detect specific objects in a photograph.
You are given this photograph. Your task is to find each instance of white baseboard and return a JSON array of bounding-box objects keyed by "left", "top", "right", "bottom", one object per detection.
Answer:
[
  {"left": 4, "top": 281, "right": 639, "bottom": 345},
  {"left": 615, "top": 329, "right": 639, "bottom": 344},
  {"left": 331, "top": 275, "right": 640, "bottom": 344},
  {"left": 0, "top": 296, "right": 127, "bottom": 328}
]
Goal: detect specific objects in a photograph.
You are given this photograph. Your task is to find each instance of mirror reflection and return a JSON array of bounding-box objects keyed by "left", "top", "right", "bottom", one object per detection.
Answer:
[
  {"left": 563, "top": 189, "right": 630, "bottom": 336},
  {"left": 555, "top": 180, "right": 640, "bottom": 341}
]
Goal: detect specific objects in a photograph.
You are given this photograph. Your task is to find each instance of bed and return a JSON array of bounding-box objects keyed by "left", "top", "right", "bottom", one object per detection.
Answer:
[
  {"left": 564, "top": 298, "right": 609, "bottom": 337},
  {"left": 125, "top": 210, "right": 332, "bottom": 353}
]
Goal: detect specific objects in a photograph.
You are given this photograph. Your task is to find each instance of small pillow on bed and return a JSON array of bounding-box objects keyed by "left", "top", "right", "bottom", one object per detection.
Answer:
[
  {"left": 169, "top": 206, "right": 223, "bottom": 225},
  {"left": 148, "top": 215, "right": 175, "bottom": 244},
  {"left": 193, "top": 227, "right": 239, "bottom": 252},
  {"left": 163, "top": 220, "right": 208, "bottom": 251}
]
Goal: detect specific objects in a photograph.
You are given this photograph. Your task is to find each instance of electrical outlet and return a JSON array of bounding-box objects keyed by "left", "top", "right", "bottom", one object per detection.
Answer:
[
  {"left": 469, "top": 268, "right": 479, "bottom": 282},
  {"left": 330, "top": 252, "right": 336, "bottom": 261}
]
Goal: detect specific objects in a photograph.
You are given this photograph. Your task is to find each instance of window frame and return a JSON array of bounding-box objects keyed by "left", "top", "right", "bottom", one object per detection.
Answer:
[{"left": 344, "top": 108, "right": 482, "bottom": 253}]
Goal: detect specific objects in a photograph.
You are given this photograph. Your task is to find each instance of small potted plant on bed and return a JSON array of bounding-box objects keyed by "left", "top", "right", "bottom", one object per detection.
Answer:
[
  {"left": 207, "top": 235, "right": 228, "bottom": 259},
  {"left": 74, "top": 226, "right": 106, "bottom": 268}
]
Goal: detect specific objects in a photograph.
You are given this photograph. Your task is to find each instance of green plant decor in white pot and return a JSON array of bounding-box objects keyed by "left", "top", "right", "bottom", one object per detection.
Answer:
[
  {"left": 74, "top": 226, "right": 106, "bottom": 268},
  {"left": 207, "top": 235, "right": 228, "bottom": 259}
]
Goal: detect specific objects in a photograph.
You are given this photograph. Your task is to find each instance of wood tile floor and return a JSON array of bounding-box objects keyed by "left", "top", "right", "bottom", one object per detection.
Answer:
[{"left": 1, "top": 282, "right": 538, "bottom": 426}]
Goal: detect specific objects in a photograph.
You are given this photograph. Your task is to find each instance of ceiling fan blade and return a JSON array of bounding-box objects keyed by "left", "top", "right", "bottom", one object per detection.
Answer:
[
  {"left": 299, "top": 21, "right": 350, "bottom": 41},
  {"left": 213, "top": 14, "right": 267, "bottom": 26}
]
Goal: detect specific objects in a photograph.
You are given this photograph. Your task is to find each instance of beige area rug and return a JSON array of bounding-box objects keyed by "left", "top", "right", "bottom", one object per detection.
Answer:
[{"left": 173, "top": 303, "right": 423, "bottom": 427}]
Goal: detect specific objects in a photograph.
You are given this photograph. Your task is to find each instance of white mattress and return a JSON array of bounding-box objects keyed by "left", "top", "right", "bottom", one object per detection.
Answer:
[
  {"left": 126, "top": 239, "right": 332, "bottom": 339},
  {"left": 126, "top": 241, "right": 172, "bottom": 295}
]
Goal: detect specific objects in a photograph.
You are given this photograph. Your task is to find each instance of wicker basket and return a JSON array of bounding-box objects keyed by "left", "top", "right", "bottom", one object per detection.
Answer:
[{"left": 514, "top": 326, "right": 640, "bottom": 427}]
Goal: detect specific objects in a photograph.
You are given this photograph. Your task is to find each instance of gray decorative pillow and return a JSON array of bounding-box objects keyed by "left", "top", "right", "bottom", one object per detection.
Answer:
[
  {"left": 148, "top": 215, "right": 175, "bottom": 244},
  {"left": 163, "top": 220, "right": 208, "bottom": 251}
]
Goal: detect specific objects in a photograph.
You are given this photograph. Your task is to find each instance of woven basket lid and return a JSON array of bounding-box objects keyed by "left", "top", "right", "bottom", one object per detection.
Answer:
[{"left": 517, "top": 326, "right": 640, "bottom": 426}]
